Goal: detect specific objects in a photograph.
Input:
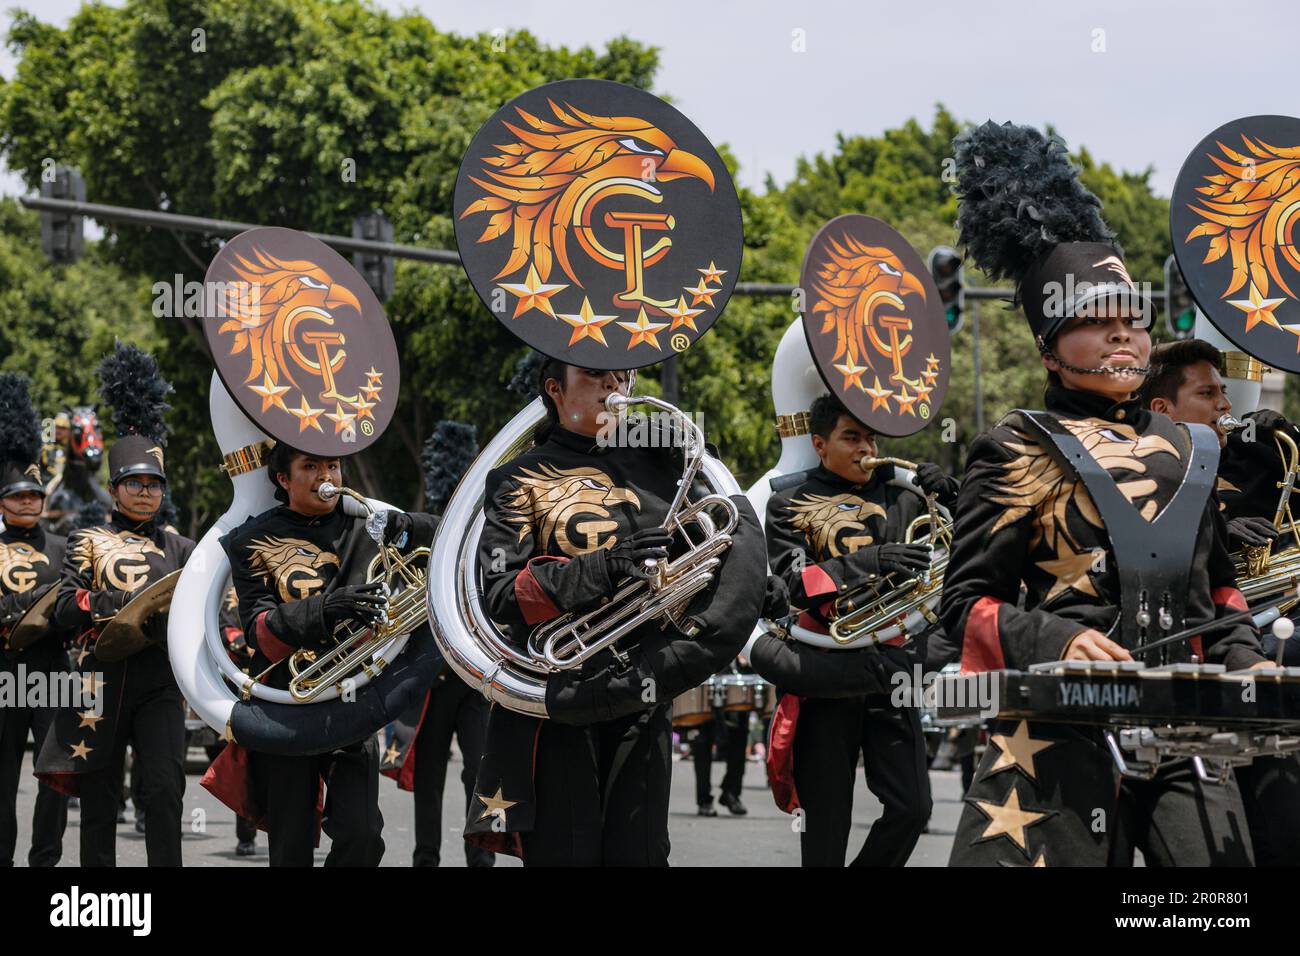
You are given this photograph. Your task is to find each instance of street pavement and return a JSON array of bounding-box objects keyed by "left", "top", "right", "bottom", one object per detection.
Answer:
[{"left": 12, "top": 745, "right": 963, "bottom": 867}]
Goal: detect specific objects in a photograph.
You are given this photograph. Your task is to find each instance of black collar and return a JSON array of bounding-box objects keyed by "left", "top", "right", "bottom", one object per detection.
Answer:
[
  {"left": 110, "top": 509, "right": 159, "bottom": 537},
  {"left": 548, "top": 425, "right": 603, "bottom": 455},
  {"left": 812, "top": 462, "right": 891, "bottom": 493},
  {"left": 275, "top": 504, "right": 347, "bottom": 528},
  {"left": 0, "top": 521, "right": 42, "bottom": 544},
  {"left": 1044, "top": 384, "right": 1148, "bottom": 428}
]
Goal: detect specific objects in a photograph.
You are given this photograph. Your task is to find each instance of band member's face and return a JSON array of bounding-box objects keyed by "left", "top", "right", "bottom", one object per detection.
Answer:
[
  {"left": 278, "top": 454, "right": 342, "bottom": 516},
  {"left": 112, "top": 476, "right": 164, "bottom": 522},
  {"left": 54, "top": 425, "right": 69, "bottom": 444},
  {"left": 0, "top": 490, "right": 44, "bottom": 528},
  {"left": 1149, "top": 360, "right": 1232, "bottom": 447},
  {"left": 813, "top": 414, "right": 878, "bottom": 483},
  {"left": 1043, "top": 308, "right": 1151, "bottom": 401},
  {"left": 546, "top": 367, "right": 631, "bottom": 438}
]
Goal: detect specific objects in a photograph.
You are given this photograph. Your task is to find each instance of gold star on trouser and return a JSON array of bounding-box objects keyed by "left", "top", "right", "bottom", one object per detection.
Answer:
[
  {"left": 985, "top": 721, "right": 1054, "bottom": 781},
  {"left": 971, "top": 783, "right": 1049, "bottom": 854},
  {"left": 77, "top": 710, "right": 104, "bottom": 731},
  {"left": 69, "top": 740, "right": 94, "bottom": 760},
  {"left": 476, "top": 787, "right": 518, "bottom": 823},
  {"left": 383, "top": 743, "right": 400, "bottom": 765}
]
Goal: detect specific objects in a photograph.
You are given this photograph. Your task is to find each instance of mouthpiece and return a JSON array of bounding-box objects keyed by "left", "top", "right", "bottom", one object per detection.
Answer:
[
  {"left": 604, "top": 393, "right": 632, "bottom": 413},
  {"left": 317, "top": 482, "right": 341, "bottom": 501},
  {"left": 1216, "top": 415, "right": 1246, "bottom": 432}
]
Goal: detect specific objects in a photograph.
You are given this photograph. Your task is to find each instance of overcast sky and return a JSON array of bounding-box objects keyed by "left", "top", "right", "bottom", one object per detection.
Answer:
[{"left": 2, "top": 0, "right": 1291, "bottom": 204}]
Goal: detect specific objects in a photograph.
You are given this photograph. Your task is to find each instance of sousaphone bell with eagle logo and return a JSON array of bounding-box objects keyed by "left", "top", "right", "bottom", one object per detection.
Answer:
[
  {"left": 168, "top": 227, "right": 441, "bottom": 755},
  {"left": 433, "top": 78, "right": 760, "bottom": 717}
]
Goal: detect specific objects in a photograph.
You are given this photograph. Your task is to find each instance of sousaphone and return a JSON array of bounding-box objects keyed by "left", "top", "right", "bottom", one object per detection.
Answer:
[
  {"left": 168, "top": 227, "right": 441, "bottom": 755},
  {"left": 431, "top": 77, "right": 760, "bottom": 717},
  {"left": 748, "top": 214, "right": 953, "bottom": 650}
]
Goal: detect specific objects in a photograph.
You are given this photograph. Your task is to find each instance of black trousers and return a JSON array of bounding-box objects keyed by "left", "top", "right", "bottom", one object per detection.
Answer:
[
  {"left": 0, "top": 687, "right": 68, "bottom": 866},
  {"left": 520, "top": 706, "right": 672, "bottom": 866},
  {"left": 1235, "top": 754, "right": 1300, "bottom": 867},
  {"left": 792, "top": 695, "right": 932, "bottom": 867},
  {"left": 693, "top": 710, "right": 747, "bottom": 806},
  {"left": 951, "top": 722, "right": 1255, "bottom": 866},
  {"left": 78, "top": 683, "right": 185, "bottom": 867},
  {"left": 412, "top": 679, "right": 494, "bottom": 867},
  {"left": 250, "top": 736, "right": 385, "bottom": 867}
]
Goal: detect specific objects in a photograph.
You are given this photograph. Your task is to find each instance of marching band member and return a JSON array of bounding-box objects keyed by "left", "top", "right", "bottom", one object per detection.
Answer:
[
  {"left": 37, "top": 344, "right": 195, "bottom": 867},
  {"left": 691, "top": 688, "right": 750, "bottom": 817},
  {"left": 219, "top": 441, "right": 439, "bottom": 867},
  {"left": 934, "top": 121, "right": 1270, "bottom": 866},
  {"left": 466, "top": 359, "right": 765, "bottom": 865},
  {"left": 755, "top": 393, "right": 939, "bottom": 866},
  {"left": 1139, "top": 341, "right": 1300, "bottom": 866},
  {"left": 0, "top": 374, "right": 69, "bottom": 867}
]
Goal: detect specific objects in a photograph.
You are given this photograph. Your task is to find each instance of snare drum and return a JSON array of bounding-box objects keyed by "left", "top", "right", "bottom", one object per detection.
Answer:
[{"left": 671, "top": 685, "right": 713, "bottom": 727}]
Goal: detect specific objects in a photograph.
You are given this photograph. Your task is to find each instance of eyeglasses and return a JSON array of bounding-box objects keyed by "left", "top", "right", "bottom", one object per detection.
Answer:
[{"left": 121, "top": 478, "right": 165, "bottom": 496}]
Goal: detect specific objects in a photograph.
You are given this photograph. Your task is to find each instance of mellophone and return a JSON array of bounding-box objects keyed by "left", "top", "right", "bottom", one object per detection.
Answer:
[
  {"left": 672, "top": 673, "right": 775, "bottom": 728},
  {"left": 934, "top": 656, "right": 1300, "bottom": 780}
]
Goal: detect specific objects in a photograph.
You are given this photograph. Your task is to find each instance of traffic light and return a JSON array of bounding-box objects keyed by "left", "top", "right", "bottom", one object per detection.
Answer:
[
  {"left": 39, "top": 166, "right": 85, "bottom": 264},
  {"left": 352, "top": 209, "right": 396, "bottom": 301},
  {"left": 1164, "top": 254, "right": 1195, "bottom": 340},
  {"left": 928, "top": 245, "right": 965, "bottom": 335}
]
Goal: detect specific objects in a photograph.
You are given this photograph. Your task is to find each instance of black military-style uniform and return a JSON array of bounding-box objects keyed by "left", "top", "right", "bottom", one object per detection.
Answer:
[
  {"left": 466, "top": 423, "right": 764, "bottom": 865},
  {"left": 220, "top": 501, "right": 437, "bottom": 867},
  {"left": 1209, "top": 413, "right": 1300, "bottom": 867},
  {"left": 933, "top": 385, "right": 1265, "bottom": 866},
  {"left": 0, "top": 522, "right": 70, "bottom": 866},
  {"left": 757, "top": 462, "right": 933, "bottom": 867},
  {"left": 36, "top": 510, "right": 195, "bottom": 866}
]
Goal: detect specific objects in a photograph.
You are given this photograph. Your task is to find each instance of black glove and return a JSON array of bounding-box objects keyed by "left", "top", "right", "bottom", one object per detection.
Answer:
[
  {"left": 605, "top": 527, "right": 673, "bottom": 583},
  {"left": 1227, "top": 515, "right": 1279, "bottom": 549},
  {"left": 761, "top": 574, "right": 790, "bottom": 620},
  {"left": 1247, "top": 409, "right": 1288, "bottom": 433},
  {"left": 380, "top": 510, "right": 412, "bottom": 547},
  {"left": 913, "top": 462, "right": 959, "bottom": 508},
  {"left": 849, "top": 542, "right": 932, "bottom": 580},
  {"left": 322, "top": 581, "right": 388, "bottom": 630}
]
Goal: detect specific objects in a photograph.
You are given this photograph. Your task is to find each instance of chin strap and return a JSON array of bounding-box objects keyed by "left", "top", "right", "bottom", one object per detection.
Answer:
[{"left": 1036, "top": 336, "right": 1151, "bottom": 377}]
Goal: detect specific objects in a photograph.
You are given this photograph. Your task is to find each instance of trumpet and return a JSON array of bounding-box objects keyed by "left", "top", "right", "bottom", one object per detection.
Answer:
[
  {"left": 273, "top": 482, "right": 430, "bottom": 702},
  {"left": 826, "top": 456, "right": 953, "bottom": 648},
  {"left": 1232, "top": 425, "right": 1300, "bottom": 613}
]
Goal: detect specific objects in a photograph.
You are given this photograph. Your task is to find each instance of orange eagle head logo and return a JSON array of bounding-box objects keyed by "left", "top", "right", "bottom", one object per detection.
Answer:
[
  {"left": 1185, "top": 134, "right": 1300, "bottom": 336},
  {"left": 216, "top": 248, "right": 364, "bottom": 393},
  {"left": 810, "top": 234, "right": 930, "bottom": 395},
  {"left": 459, "top": 98, "right": 716, "bottom": 287}
]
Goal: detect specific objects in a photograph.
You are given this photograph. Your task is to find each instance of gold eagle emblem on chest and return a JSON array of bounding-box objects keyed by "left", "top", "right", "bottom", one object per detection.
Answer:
[
  {"left": 788, "top": 493, "right": 886, "bottom": 558},
  {"left": 0, "top": 541, "right": 49, "bottom": 594},
  {"left": 503, "top": 463, "right": 641, "bottom": 557},
  {"left": 71, "top": 528, "right": 166, "bottom": 593},
  {"left": 246, "top": 535, "right": 341, "bottom": 602}
]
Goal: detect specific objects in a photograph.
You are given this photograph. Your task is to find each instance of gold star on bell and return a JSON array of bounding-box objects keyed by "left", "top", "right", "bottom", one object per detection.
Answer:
[
  {"left": 383, "top": 742, "right": 400, "bottom": 765},
  {"left": 914, "top": 380, "right": 934, "bottom": 403},
  {"left": 364, "top": 366, "right": 384, "bottom": 384},
  {"left": 663, "top": 295, "right": 705, "bottom": 332},
  {"left": 476, "top": 787, "right": 518, "bottom": 823},
  {"left": 971, "top": 783, "right": 1050, "bottom": 854},
  {"left": 618, "top": 307, "right": 669, "bottom": 350},
  {"left": 350, "top": 395, "right": 376, "bottom": 421},
  {"left": 986, "top": 721, "right": 1055, "bottom": 781},
  {"left": 865, "top": 376, "right": 893, "bottom": 412},
  {"left": 1227, "top": 282, "right": 1285, "bottom": 333},
  {"left": 69, "top": 740, "right": 94, "bottom": 760},
  {"left": 697, "top": 261, "right": 727, "bottom": 284},
  {"left": 1037, "top": 545, "right": 1100, "bottom": 602},
  {"left": 894, "top": 385, "right": 919, "bottom": 416},
  {"left": 77, "top": 710, "right": 104, "bottom": 731},
  {"left": 248, "top": 373, "right": 291, "bottom": 414},
  {"left": 289, "top": 397, "right": 325, "bottom": 433},
  {"left": 925, "top": 352, "right": 941, "bottom": 371},
  {"left": 325, "top": 403, "right": 356, "bottom": 435},
  {"left": 557, "top": 296, "right": 616, "bottom": 347},
  {"left": 498, "top": 265, "right": 568, "bottom": 320},
  {"left": 834, "top": 358, "right": 870, "bottom": 391},
  {"left": 360, "top": 383, "right": 383, "bottom": 402},
  {"left": 683, "top": 278, "right": 719, "bottom": 308}
]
